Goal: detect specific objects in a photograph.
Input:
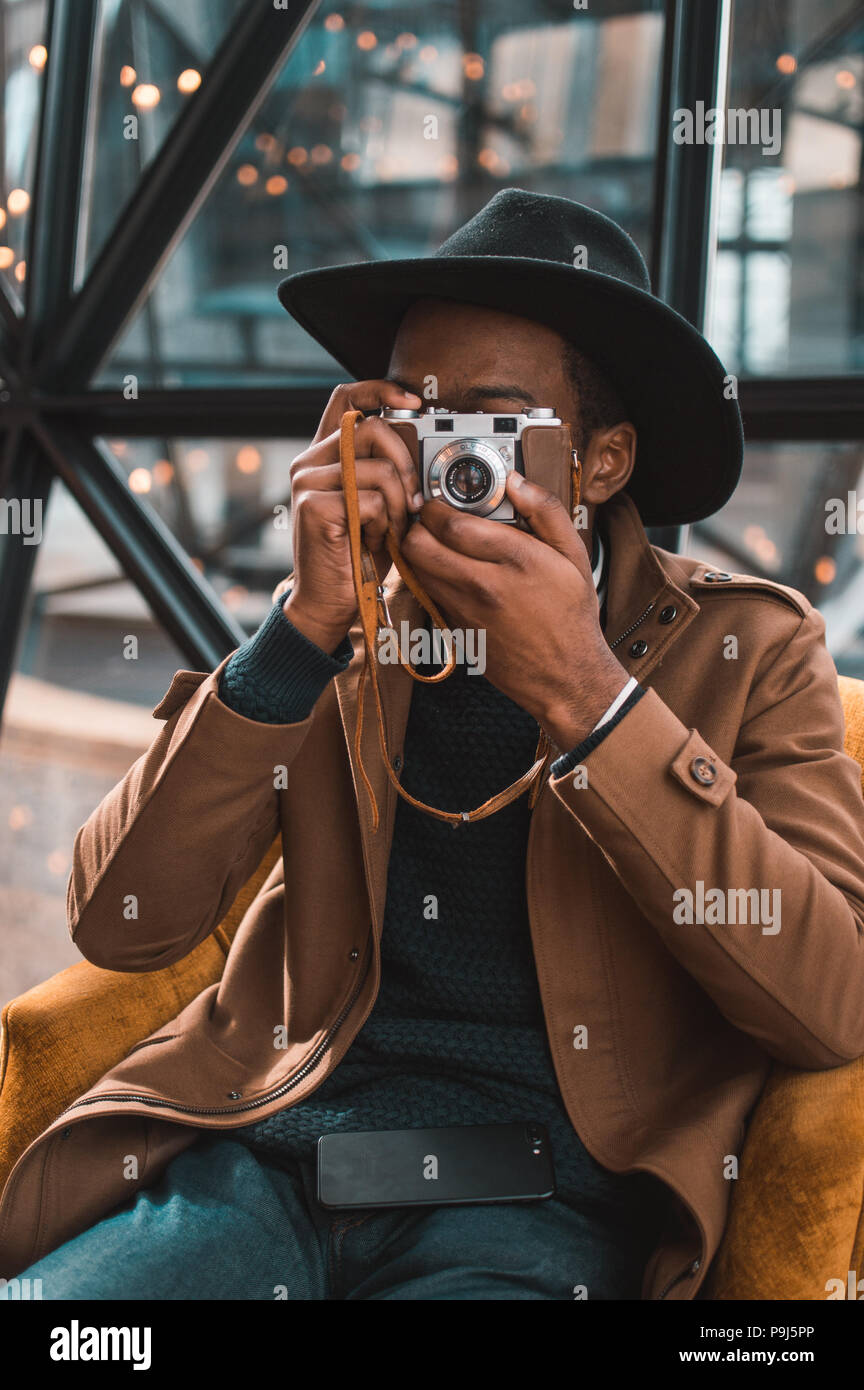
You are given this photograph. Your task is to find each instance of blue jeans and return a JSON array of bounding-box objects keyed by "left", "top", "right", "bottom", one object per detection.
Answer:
[{"left": 14, "top": 1134, "right": 661, "bottom": 1300}]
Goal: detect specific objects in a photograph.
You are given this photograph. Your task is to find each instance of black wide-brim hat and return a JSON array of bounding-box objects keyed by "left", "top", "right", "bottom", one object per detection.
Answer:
[{"left": 277, "top": 188, "right": 743, "bottom": 527}]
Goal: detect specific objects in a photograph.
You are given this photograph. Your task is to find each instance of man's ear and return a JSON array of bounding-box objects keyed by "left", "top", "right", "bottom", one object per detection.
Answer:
[{"left": 579, "top": 422, "right": 637, "bottom": 504}]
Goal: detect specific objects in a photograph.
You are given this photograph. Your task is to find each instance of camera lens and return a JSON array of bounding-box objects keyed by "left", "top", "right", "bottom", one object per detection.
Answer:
[{"left": 444, "top": 457, "right": 493, "bottom": 505}]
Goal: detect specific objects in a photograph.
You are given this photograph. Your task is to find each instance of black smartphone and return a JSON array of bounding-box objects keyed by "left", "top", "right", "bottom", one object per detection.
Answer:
[{"left": 316, "top": 1121, "right": 556, "bottom": 1209}]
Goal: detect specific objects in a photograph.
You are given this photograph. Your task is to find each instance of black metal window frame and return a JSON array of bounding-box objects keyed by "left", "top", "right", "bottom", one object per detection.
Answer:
[{"left": 0, "top": 0, "right": 859, "bottom": 719}]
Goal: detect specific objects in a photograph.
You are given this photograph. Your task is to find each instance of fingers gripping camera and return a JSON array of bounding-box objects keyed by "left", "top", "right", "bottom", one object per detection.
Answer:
[{"left": 382, "top": 406, "right": 574, "bottom": 524}]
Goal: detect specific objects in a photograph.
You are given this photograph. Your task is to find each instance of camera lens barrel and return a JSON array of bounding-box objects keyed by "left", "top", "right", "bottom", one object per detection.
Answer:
[
  {"left": 444, "top": 457, "right": 494, "bottom": 504},
  {"left": 427, "top": 439, "right": 508, "bottom": 516}
]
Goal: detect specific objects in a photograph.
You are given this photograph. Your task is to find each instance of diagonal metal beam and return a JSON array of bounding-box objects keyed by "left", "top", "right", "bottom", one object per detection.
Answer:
[
  {"left": 0, "top": 430, "right": 54, "bottom": 715},
  {"left": 0, "top": 420, "right": 25, "bottom": 497},
  {"left": 0, "top": 280, "right": 21, "bottom": 385},
  {"left": 38, "top": 0, "right": 322, "bottom": 391},
  {"left": 29, "top": 419, "right": 246, "bottom": 669},
  {"left": 0, "top": 279, "right": 20, "bottom": 339},
  {"left": 21, "top": 0, "right": 99, "bottom": 374}
]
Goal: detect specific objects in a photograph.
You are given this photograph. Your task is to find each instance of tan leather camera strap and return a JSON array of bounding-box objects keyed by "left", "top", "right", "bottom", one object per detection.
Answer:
[{"left": 340, "top": 408, "right": 554, "bottom": 831}]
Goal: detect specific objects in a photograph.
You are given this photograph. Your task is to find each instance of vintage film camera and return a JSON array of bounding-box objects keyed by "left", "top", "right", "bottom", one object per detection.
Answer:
[{"left": 381, "top": 406, "right": 575, "bottom": 525}]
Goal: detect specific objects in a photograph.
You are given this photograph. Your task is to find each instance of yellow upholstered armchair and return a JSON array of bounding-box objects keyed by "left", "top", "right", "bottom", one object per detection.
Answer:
[{"left": 2, "top": 678, "right": 864, "bottom": 1299}]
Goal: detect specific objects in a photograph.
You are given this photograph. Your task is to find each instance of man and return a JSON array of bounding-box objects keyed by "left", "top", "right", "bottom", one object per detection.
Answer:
[{"left": 4, "top": 190, "right": 864, "bottom": 1301}]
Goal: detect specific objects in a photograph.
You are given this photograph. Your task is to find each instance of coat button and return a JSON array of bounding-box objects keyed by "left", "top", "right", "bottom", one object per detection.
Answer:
[
  {"left": 349, "top": 948, "right": 359, "bottom": 961},
  {"left": 61, "top": 1127, "right": 71, "bottom": 1139},
  {"left": 659, "top": 605, "right": 677, "bottom": 624},
  {"left": 704, "top": 571, "right": 732, "bottom": 582},
  {"left": 629, "top": 639, "right": 648, "bottom": 657},
  {"left": 228, "top": 1091, "right": 241, "bottom": 1100},
  {"left": 690, "top": 1259, "right": 701, "bottom": 1274},
  {"left": 690, "top": 756, "right": 717, "bottom": 785},
  {"left": 392, "top": 754, "right": 402, "bottom": 772}
]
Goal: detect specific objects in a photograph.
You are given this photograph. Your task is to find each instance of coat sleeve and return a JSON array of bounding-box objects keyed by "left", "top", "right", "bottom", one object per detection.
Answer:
[
  {"left": 66, "top": 655, "right": 322, "bottom": 973},
  {"left": 547, "top": 604, "right": 864, "bottom": 1070}
]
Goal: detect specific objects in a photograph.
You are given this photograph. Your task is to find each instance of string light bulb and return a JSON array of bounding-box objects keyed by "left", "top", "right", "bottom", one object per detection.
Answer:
[
  {"left": 7, "top": 189, "right": 30, "bottom": 216},
  {"left": 128, "top": 468, "right": 152, "bottom": 493},
  {"left": 132, "top": 83, "right": 161, "bottom": 109}
]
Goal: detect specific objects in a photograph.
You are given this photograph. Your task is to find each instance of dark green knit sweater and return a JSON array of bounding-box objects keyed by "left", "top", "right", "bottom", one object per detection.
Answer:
[{"left": 218, "top": 594, "right": 660, "bottom": 1224}]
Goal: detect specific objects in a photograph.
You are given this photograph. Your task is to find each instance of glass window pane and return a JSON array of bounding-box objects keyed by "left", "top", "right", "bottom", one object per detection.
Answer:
[
  {"left": 103, "top": 436, "right": 304, "bottom": 632},
  {"left": 692, "top": 441, "right": 864, "bottom": 676},
  {"left": 707, "top": 0, "right": 864, "bottom": 376},
  {"left": 0, "top": 477, "right": 191, "bottom": 1005},
  {"left": 75, "top": 0, "right": 248, "bottom": 281},
  {"left": 96, "top": 0, "right": 665, "bottom": 389},
  {"left": 0, "top": 0, "right": 49, "bottom": 306},
  {"left": 745, "top": 167, "right": 793, "bottom": 242},
  {"left": 716, "top": 166, "right": 744, "bottom": 241},
  {"left": 742, "top": 250, "right": 790, "bottom": 373},
  {"left": 709, "top": 248, "right": 743, "bottom": 366}
]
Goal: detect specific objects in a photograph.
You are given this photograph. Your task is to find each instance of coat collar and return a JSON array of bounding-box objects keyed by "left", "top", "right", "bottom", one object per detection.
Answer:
[{"left": 599, "top": 491, "right": 700, "bottom": 683}]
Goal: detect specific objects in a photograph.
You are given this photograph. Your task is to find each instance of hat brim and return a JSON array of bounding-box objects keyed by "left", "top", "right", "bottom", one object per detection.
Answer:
[{"left": 277, "top": 257, "right": 743, "bottom": 527}]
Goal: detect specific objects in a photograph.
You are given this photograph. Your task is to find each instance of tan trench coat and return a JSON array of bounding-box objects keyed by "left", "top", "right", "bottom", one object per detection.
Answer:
[{"left": 2, "top": 490, "right": 864, "bottom": 1299}]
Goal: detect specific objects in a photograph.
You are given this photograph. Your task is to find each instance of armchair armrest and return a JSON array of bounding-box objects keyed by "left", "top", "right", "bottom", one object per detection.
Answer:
[
  {"left": 708, "top": 675, "right": 864, "bottom": 1300},
  {"left": 706, "top": 1054, "right": 864, "bottom": 1299}
]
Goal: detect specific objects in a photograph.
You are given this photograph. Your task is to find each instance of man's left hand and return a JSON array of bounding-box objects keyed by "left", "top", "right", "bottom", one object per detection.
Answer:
[{"left": 399, "top": 472, "right": 631, "bottom": 751}]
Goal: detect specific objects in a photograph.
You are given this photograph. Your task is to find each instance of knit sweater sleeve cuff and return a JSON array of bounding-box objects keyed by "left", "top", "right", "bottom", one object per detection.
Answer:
[
  {"left": 218, "top": 597, "right": 354, "bottom": 724},
  {"left": 549, "top": 684, "right": 646, "bottom": 778}
]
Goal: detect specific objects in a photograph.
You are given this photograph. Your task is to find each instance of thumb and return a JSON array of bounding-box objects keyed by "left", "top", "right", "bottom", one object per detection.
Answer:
[{"left": 506, "top": 472, "right": 587, "bottom": 565}]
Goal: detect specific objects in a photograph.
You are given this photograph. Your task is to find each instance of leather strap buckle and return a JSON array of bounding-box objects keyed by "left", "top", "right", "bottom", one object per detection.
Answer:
[
  {"left": 376, "top": 584, "right": 394, "bottom": 634},
  {"left": 571, "top": 450, "right": 581, "bottom": 520}
]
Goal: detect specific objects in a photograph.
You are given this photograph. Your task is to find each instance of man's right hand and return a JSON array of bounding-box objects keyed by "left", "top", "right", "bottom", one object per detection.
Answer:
[{"left": 281, "top": 380, "right": 423, "bottom": 654}]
